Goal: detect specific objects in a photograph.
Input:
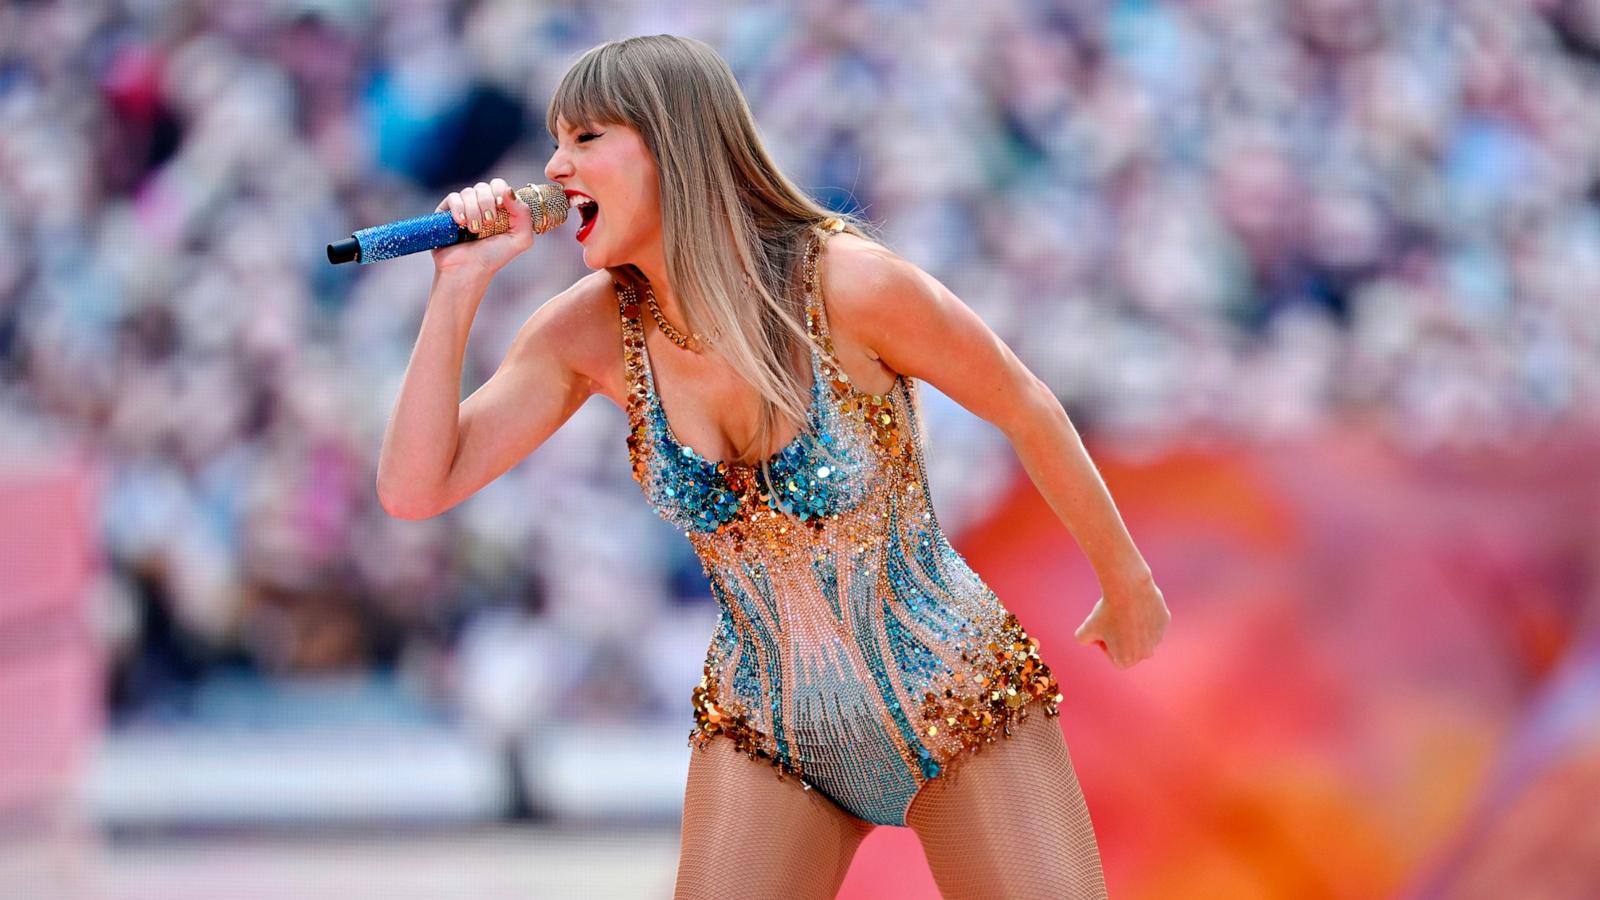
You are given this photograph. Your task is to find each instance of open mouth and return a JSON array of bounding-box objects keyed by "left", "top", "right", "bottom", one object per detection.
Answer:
[{"left": 574, "top": 196, "right": 599, "bottom": 240}]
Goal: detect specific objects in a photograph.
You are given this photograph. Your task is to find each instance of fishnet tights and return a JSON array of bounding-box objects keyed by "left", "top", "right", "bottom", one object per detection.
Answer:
[
  {"left": 904, "top": 707, "right": 1109, "bottom": 899},
  {"left": 674, "top": 736, "right": 875, "bottom": 898},
  {"left": 673, "top": 708, "right": 1107, "bottom": 899}
]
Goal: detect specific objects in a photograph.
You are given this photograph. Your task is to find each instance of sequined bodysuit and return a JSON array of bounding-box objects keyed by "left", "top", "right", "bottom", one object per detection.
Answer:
[{"left": 619, "top": 219, "right": 1063, "bottom": 827}]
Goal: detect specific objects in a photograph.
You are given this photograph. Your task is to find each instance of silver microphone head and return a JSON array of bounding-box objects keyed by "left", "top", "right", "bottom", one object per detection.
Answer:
[{"left": 515, "top": 182, "right": 570, "bottom": 234}]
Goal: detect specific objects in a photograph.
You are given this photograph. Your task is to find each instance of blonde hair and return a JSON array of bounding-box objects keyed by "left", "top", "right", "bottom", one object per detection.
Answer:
[{"left": 546, "top": 34, "right": 881, "bottom": 481}]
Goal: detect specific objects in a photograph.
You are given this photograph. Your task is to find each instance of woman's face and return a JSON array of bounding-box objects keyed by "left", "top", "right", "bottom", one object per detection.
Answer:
[{"left": 545, "top": 117, "right": 661, "bottom": 271}]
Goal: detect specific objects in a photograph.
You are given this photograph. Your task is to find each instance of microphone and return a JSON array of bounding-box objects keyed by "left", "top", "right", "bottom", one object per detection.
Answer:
[{"left": 326, "top": 182, "right": 570, "bottom": 265}]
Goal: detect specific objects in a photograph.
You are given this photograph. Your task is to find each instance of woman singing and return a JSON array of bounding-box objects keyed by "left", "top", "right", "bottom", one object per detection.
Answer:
[{"left": 377, "top": 33, "right": 1168, "bottom": 900}]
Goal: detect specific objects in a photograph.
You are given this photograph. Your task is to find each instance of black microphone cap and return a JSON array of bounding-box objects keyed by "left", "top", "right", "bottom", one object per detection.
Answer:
[{"left": 327, "top": 237, "right": 360, "bottom": 265}]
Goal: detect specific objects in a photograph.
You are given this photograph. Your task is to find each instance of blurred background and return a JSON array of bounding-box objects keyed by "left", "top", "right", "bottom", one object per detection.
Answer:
[{"left": 2, "top": 0, "right": 1599, "bottom": 897}]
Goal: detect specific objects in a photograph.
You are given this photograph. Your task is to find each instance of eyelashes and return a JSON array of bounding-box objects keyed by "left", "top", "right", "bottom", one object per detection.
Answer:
[{"left": 548, "top": 132, "right": 601, "bottom": 150}]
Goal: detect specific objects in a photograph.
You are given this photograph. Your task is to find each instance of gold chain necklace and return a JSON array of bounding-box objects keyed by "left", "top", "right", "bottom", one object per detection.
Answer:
[
  {"left": 643, "top": 283, "right": 717, "bottom": 352},
  {"left": 639, "top": 218, "right": 838, "bottom": 352}
]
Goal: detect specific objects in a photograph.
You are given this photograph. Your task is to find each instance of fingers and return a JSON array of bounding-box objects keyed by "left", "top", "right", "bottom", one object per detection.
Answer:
[
  {"left": 436, "top": 183, "right": 496, "bottom": 233},
  {"left": 494, "top": 178, "right": 529, "bottom": 229},
  {"left": 439, "top": 190, "right": 472, "bottom": 230},
  {"left": 458, "top": 182, "right": 487, "bottom": 230},
  {"left": 472, "top": 181, "right": 497, "bottom": 225}
]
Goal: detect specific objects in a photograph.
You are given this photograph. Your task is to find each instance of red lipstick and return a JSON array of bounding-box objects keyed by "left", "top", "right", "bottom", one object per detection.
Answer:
[{"left": 567, "top": 190, "right": 597, "bottom": 242}]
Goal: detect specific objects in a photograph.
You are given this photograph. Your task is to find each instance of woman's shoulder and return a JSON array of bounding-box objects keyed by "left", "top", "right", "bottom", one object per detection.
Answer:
[
  {"left": 813, "top": 229, "right": 921, "bottom": 390},
  {"left": 523, "top": 270, "right": 629, "bottom": 409},
  {"left": 816, "top": 229, "right": 930, "bottom": 342},
  {"left": 818, "top": 230, "right": 921, "bottom": 301},
  {"left": 533, "top": 270, "right": 621, "bottom": 340}
]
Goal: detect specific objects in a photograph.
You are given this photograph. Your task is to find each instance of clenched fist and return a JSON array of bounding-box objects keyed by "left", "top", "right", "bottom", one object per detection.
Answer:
[{"left": 430, "top": 177, "right": 536, "bottom": 279}]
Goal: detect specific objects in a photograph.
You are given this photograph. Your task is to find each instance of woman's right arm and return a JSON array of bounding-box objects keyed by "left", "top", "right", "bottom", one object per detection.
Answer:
[{"left": 375, "top": 178, "right": 598, "bottom": 519}]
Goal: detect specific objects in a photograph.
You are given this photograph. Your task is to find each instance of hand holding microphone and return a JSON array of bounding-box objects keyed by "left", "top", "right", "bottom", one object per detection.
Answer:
[
  {"left": 326, "top": 179, "right": 570, "bottom": 278},
  {"left": 429, "top": 178, "right": 554, "bottom": 278}
]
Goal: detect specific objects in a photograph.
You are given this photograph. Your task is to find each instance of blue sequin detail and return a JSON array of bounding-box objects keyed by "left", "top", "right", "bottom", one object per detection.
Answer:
[
  {"left": 644, "top": 395, "right": 744, "bottom": 531},
  {"left": 742, "top": 559, "right": 782, "bottom": 625},
  {"left": 884, "top": 497, "right": 970, "bottom": 641},
  {"left": 848, "top": 553, "right": 942, "bottom": 783},
  {"left": 632, "top": 326, "right": 871, "bottom": 533},
  {"left": 883, "top": 596, "right": 947, "bottom": 686},
  {"left": 812, "top": 551, "right": 843, "bottom": 624},
  {"left": 731, "top": 630, "right": 762, "bottom": 703},
  {"left": 914, "top": 526, "right": 952, "bottom": 593},
  {"left": 712, "top": 605, "right": 738, "bottom": 663},
  {"left": 722, "top": 566, "right": 793, "bottom": 770},
  {"left": 712, "top": 577, "right": 764, "bottom": 703},
  {"left": 752, "top": 373, "right": 870, "bottom": 522}
]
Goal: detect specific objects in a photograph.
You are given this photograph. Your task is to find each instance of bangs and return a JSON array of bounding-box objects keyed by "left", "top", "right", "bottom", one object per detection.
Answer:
[{"left": 546, "top": 46, "right": 634, "bottom": 139}]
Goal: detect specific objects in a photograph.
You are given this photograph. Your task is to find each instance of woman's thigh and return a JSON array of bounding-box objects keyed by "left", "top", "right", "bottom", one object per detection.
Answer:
[
  {"left": 905, "top": 708, "right": 1109, "bottom": 900},
  {"left": 674, "top": 737, "right": 876, "bottom": 900}
]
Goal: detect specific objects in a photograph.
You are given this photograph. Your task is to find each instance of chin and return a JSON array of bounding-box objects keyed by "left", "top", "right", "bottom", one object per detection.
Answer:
[{"left": 582, "top": 238, "right": 625, "bottom": 270}]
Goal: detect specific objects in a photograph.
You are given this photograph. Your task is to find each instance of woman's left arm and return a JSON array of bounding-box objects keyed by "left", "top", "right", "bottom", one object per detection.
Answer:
[{"left": 825, "top": 242, "right": 1169, "bottom": 666}]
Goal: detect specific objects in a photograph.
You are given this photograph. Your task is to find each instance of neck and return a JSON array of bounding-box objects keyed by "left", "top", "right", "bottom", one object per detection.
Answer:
[{"left": 633, "top": 244, "right": 687, "bottom": 328}]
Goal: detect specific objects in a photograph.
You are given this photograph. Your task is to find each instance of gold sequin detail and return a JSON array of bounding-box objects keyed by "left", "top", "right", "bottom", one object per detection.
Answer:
[
  {"left": 918, "top": 613, "right": 1062, "bottom": 755},
  {"left": 690, "top": 661, "right": 807, "bottom": 784}
]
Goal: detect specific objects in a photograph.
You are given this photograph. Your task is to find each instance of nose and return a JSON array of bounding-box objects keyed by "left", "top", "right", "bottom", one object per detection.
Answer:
[{"left": 544, "top": 146, "right": 571, "bottom": 183}]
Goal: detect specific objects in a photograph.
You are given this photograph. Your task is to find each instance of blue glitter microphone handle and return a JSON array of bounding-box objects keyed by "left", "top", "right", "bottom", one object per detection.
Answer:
[{"left": 326, "top": 183, "right": 570, "bottom": 265}]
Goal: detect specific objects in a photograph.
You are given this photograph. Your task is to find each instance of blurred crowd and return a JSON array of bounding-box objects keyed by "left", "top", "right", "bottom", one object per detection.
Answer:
[{"left": 0, "top": 0, "right": 1596, "bottom": 734}]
